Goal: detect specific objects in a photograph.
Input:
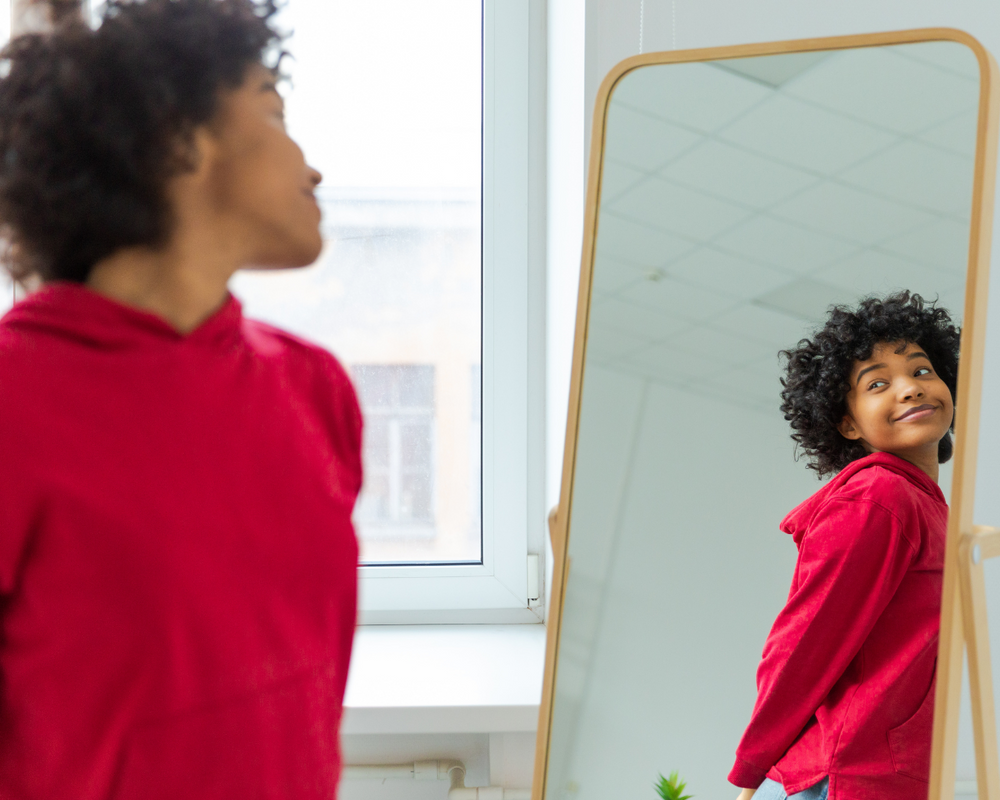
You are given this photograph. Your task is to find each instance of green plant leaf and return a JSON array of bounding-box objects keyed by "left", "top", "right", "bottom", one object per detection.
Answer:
[{"left": 654, "top": 771, "right": 693, "bottom": 800}]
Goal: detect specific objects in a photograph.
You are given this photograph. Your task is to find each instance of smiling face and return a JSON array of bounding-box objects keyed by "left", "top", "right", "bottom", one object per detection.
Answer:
[
  {"left": 838, "top": 340, "right": 955, "bottom": 478},
  {"left": 204, "top": 63, "right": 323, "bottom": 269}
]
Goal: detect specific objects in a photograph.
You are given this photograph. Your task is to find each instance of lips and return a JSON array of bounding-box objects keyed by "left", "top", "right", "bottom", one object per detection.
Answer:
[{"left": 896, "top": 403, "right": 937, "bottom": 421}]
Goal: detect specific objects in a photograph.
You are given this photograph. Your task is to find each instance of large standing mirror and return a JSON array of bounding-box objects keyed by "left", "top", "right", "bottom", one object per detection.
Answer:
[{"left": 535, "top": 30, "right": 999, "bottom": 800}]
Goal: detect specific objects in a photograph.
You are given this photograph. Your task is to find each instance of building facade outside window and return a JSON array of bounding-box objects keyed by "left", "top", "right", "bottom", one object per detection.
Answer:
[{"left": 353, "top": 364, "right": 438, "bottom": 542}]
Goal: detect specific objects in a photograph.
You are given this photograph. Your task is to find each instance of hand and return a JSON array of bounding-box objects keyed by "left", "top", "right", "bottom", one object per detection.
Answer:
[{"left": 736, "top": 789, "right": 756, "bottom": 800}]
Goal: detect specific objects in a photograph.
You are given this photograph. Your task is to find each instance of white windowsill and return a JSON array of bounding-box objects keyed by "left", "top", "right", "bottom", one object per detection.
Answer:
[{"left": 342, "top": 624, "right": 546, "bottom": 735}]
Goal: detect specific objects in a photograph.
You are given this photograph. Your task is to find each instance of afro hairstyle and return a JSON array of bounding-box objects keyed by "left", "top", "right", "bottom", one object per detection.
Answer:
[
  {"left": 0, "top": 0, "right": 284, "bottom": 284},
  {"left": 779, "top": 290, "right": 961, "bottom": 478}
]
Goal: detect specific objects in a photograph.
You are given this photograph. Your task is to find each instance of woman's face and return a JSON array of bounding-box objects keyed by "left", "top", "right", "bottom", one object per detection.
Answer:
[
  {"left": 203, "top": 63, "right": 323, "bottom": 269},
  {"left": 838, "top": 340, "right": 954, "bottom": 468}
]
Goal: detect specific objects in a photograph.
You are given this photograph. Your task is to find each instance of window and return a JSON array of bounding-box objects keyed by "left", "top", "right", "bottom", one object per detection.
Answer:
[
  {"left": 229, "top": 0, "right": 543, "bottom": 621},
  {"left": 231, "top": 0, "right": 482, "bottom": 566},
  {"left": 353, "top": 365, "right": 438, "bottom": 546}
]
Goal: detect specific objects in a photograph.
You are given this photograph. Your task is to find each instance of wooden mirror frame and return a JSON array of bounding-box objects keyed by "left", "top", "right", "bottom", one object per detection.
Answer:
[{"left": 534, "top": 29, "right": 1000, "bottom": 800}]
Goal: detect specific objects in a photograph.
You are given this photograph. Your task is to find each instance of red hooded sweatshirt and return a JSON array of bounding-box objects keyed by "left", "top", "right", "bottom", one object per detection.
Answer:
[
  {"left": 0, "top": 283, "right": 362, "bottom": 799},
  {"left": 729, "top": 452, "right": 947, "bottom": 800}
]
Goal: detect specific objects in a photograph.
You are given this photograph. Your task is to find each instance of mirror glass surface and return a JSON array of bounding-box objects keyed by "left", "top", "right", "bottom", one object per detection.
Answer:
[{"left": 547, "top": 41, "right": 980, "bottom": 800}]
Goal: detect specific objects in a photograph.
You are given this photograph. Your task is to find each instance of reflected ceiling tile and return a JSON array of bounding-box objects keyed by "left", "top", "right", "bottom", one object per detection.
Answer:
[
  {"left": 753, "top": 278, "right": 858, "bottom": 324},
  {"left": 702, "top": 359, "right": 786, "bottom": 407},
  {"left": 584, "top": 326, "right": 650, "bottom": 360},
  {"left": 892, "top": 41, "right": 981, "bottom": 81},
  {"left": 711, "top": 52, "right": 832, "bottom": 89},
  {"left": 668, "top": 326, "right": 777, "bottom": 366},
  {"left": 599, "top": 160, "right": 648, "bottom": 206},
  {"left": 783, "top": 46, "right": 978, "bottom": 134},
  {"left": 595, "top": 213, "right": 695, "bottom": 267},
  {"left": 918, "top": 110, "right": 978, "bottom": 157},
  {"left": 715, "top": 216, "right": 858, "bottom": 272},
  {"left": 610, "top": 62, "right": 771, "bottom": 133},
  {"left": 617, "top": 273, "right": 739, "bottom": 323},
  {"left": 711, "top": 302, "right": 820, "bottom": 349},
  {"left": 770, "top": 183, "right": 936, "bottom": 245},
  {"left": 658, "top": 140, "right": 817, "bottom": 208},
  {"left": 719, "top": 94, "right": 895, "bottom": 174},
  {"left": 589, "top": 297, "right": 689, "bottom": 342},
  {"left": 682, "top": 380, "right": 777, "bottom": 417},
  {"left": 666, "top": 249, "right": 794, "bottom": 299},
  {"left": 817, "top": 250, "right": 965, "bottom": 301},
  {"left": 880, "top": 220, "right": 970, "bottom": 275},
  {"left": 624, "top": 343, "right": 724, "bottom": 381},
  {"left": 604, "top": 104, "right": 702, "bottom": 172},
  {"left": 591, "top": 255, "right": 649, "bottom": 293},
  {"left": 838, "top": 140, "right": 973, "bottom": 220},
  {"left": 608, "top": 177, "right": 753, "bottom": 242}
]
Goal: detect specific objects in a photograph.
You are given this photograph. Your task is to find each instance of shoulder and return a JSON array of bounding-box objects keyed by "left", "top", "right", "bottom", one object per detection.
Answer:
[
  {"left": 240, "top": 318, "right": 362, "bottom": 441},
  {"left": 816, "top": 465, "right": 934, "bottom": 551},
  {"left": 838, "top": 464, "right": 912, "bottom": 504},
  {"left": 838, "top": 463, "right": 939, "bottom": 522},
  {"left": 240, "top": 320, "right": 364, "bottom": 468},
  {"left": 241, "top": 318, "right": 355, "bottom": 389}
]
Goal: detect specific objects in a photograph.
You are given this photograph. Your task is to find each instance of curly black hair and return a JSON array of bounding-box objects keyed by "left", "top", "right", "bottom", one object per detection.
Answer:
[
  {"left": 779, "top": 291, "right": 961, "bottom": 478},
  {"left": 0, "top": 0, "right": 284, "bottom": 283}
]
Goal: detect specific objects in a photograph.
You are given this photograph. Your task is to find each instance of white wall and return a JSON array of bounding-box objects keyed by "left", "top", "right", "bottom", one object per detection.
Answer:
[{"left": 546, "top": 365, "right": 817, "bottom": 800}]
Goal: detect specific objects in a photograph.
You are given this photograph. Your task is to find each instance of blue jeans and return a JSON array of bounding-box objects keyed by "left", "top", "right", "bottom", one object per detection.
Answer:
[{"left": 754, "top": 776, "right": 829, "bottom": 800}]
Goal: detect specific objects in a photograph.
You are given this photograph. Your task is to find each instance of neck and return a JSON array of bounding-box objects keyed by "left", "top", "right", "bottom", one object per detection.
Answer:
[
  {"left": 86, "top": 229, "right": 241, "bottom": 335},
  {"left": 868, "top": 444, "right": 940, "bottom": 482}
]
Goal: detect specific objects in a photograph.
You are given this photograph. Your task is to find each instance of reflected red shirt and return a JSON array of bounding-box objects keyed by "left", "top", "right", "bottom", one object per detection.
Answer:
[
  {"left": 729, "top": 452, "right": 947, "bottom": 800},
  {"left": 0, "top": 283, "right": 362, "bottom": 799}
]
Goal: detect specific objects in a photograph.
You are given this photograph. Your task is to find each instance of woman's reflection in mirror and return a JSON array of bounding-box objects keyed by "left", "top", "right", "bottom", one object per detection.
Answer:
[
  {"left": 0, "top": 1, "right": 362, "bottom": 798},
  {"left": 730, "top": 292, "right": 959, "bottom": 800}
]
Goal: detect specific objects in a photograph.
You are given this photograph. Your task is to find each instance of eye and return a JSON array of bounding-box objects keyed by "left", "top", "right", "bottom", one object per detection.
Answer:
[
  {"left": 915, "top": 366, "right": 932, "bottom": 377},
  {"left": 867, "top": 379, "right": 888, "bottom": 390}
]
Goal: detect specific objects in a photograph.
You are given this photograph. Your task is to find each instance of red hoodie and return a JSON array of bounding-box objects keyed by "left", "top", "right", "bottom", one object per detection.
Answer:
[
  {"left": 729, "top": 452, "right": 947, "bottom": 800},
  {"left": 0, "top": 283, "right": 362, "bottom": 799}
]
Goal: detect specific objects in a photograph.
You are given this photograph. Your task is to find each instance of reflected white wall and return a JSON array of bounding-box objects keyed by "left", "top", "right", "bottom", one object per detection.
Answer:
[{"left": 550, "top": 365, "right": 820, "bottom": 799}]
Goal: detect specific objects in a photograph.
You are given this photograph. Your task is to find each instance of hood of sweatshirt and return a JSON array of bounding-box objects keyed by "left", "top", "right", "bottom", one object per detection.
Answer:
[
  {"left": 780, "top": 451, "right": 947, "bottom": 546},
  {"left": 0, "top": 281, "right": 244, "bottom": 351}
]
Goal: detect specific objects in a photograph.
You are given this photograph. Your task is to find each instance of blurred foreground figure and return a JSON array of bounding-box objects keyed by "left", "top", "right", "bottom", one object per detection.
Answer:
[{"left": 0, "top": 1, "right": 362, "bottom": 797}]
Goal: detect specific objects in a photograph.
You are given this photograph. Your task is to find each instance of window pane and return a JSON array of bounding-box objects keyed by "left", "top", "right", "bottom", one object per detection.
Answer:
[
  {"left": 229, "top": 0, "right": 484, "bottom": 565},
  {"left": 398, "top": 366, "right": 435, "bottom": 409},
  {"left": 353, "top": 366, "right": 394, "bottom": 410}
]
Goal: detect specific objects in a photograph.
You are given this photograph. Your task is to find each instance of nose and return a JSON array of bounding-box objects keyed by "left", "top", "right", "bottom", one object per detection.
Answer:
[
  {"left": 898, "top": 376, "right": 924, "bottom": 402},
  {"left": 308, "top": 166, "right": 322, "bottom": 188}
]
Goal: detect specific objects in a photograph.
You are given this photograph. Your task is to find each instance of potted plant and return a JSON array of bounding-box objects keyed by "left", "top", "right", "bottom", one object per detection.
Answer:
[{"left": 655, "top": 772, "right": 693, "bottom": 800}]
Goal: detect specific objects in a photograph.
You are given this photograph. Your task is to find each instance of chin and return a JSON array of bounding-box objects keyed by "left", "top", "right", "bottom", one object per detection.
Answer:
[{"left": 250, "top": 233, "right": 324, "bottom": 270}]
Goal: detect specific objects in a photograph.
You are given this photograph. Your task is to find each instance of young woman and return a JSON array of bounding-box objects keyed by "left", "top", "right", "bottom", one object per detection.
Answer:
[
  {"left": 0, "top": 1, "right": 361, "bottom": 797},
  {"left": 729, "top": 292, "right": 960, "bottom": 800}
]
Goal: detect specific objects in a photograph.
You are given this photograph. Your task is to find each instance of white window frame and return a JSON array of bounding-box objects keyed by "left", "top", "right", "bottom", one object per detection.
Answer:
[{"left": 358, "top": 0, "right": 545, "bottom": 624}]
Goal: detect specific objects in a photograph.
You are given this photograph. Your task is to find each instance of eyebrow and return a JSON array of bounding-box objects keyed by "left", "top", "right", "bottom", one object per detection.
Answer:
[
  {"left": 855, "top": 363, "right": 886, "bottom": 385},
  {"left": 855, "top": 351, "right": 932, "bottom": 385},
  {"left": 259, "top": 78, "right": 280, "bottom": 95}
]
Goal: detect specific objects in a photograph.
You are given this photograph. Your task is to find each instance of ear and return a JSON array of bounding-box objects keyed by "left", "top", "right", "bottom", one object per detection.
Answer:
[
  {"left": 838, "top": 414, "right": 863, "bottom": 441},
  {"left": 164, "top": 127, "right": 217, "bottom": 206},
  {"left": 186, "top": 126, "right": 218, "bottom": 179}
]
